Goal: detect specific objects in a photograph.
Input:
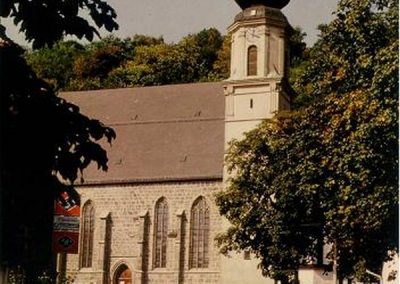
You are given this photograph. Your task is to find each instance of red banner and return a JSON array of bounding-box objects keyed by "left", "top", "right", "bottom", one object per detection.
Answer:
[{"left": 53, "top": 191, "right": 80, "bottom": 254}]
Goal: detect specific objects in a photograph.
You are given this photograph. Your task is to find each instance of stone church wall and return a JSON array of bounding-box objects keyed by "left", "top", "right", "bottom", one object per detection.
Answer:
[{"left": 66, "top": 180, "right": 223, "bottom": 284}]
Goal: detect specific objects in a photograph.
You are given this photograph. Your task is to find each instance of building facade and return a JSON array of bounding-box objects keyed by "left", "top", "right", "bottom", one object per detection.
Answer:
[{"left": 61, "top": 1, "right": 335, "bottom": 283}]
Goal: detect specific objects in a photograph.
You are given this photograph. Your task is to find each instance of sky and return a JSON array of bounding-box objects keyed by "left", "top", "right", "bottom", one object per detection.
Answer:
[{"left": 2, "top": 0, "right": 339, "bottom": 47}]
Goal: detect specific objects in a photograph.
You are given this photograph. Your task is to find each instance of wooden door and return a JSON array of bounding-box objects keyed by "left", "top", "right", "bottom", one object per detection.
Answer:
[{"left": 114, "top": 265, "right": 132, "bottom": 284}]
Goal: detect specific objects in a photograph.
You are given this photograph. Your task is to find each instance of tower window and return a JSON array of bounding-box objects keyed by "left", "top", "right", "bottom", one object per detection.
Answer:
[
  {"left": 250, "top": 99, "right": 254, "bottom": 109},
  {"left": 247, "top": 45, "right": 257, "bottom": 76}
]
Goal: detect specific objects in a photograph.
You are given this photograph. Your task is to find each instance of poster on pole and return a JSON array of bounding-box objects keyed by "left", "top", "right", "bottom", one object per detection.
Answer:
[{"left": 52, "top": 191, "right": 80, "bottom": 254}]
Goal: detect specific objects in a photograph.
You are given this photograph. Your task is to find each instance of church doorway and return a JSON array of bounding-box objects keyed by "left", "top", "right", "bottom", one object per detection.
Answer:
[{"left": 113, "top": 264, "right": 133, "bottom": 284}]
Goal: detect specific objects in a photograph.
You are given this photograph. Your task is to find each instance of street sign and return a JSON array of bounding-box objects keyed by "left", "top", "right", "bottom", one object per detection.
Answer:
[{"left": 52, "top": 191, "right": 80, "bottom": 254}]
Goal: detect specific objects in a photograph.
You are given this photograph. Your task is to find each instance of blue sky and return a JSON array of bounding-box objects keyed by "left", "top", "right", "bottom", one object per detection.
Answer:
[{"left": 2, "top": 0, "right": 339, "bottom": 47}]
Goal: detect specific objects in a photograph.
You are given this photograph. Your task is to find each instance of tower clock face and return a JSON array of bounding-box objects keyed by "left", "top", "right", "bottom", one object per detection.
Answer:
[{"left": 246, "top": 28, "right": 258, "bottom": 41}]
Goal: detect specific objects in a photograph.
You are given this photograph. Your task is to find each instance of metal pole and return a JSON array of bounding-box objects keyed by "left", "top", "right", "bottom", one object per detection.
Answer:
[
  {"left": 56, "top": 253, "right": 67, "bottom": 284},
  {"left": 0, "top": 265, "right": 7, "bottom": 284},
  {"left": 333, "top": 240, "right": 337, "bottom": 284}
]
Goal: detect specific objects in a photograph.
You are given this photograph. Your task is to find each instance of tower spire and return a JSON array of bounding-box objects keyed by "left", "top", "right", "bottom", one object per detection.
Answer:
[
  {"left": 234, "top": 0, "right": 290, "bottom": 10},
  {"left": 223, "top": 0, "right": 292, "bottom": 143}
]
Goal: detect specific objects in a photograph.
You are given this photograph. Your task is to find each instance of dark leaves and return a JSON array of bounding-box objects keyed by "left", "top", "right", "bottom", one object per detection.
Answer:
[
  {"left": 1, "top": 0, "right": 118, "bottom": 49},
  {"left": 0, "top": 41, "right": 115, "bottom": 275}
]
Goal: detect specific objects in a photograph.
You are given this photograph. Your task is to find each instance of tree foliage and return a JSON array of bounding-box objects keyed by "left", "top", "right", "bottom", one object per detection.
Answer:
[
  {"left": 0, "top": 0, "right": 118, "bottom": 48},
  {"left": 1, "top": 39, "right": 117, "bottom": 282},
  {"left": 212, "top": 34, "right": 232, "bottom": 80},
  {"left": 24, "top": 29, "right": 228, "bottom": 91},
  {"left": 116, "top": 42, "right": 192, "bottom": 86},
  {"left": 121, "top": 29, "right": 223, "bottom": 86},
  {"left": 216, "top": 0, "right": 398, "bottom": 281},
  {"left": 25, "top": 41, "right": 85, "bottom": 89},
  {"left": 69, "top": 35, "right": 165, "bottom": 89},
  {"left": 288, "top": 27, "right": 309, "bottom": 96},
  {"left": 0, "top": 0, "right": 118, "bottom": 281}
]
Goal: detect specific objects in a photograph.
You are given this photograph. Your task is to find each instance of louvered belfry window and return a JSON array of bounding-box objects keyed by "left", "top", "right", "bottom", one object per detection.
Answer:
[
  {"left": 247, "top": 45, "right": 258, "bottom": 76},
  {"left": 189, "top": 197, "right": 210, "bottom": 269},
  {"left": 154, "top": 197, "right": 168, "bottom": 268},
  {"left": 80, "top": 201, "right": 95, "bottom": 268}
]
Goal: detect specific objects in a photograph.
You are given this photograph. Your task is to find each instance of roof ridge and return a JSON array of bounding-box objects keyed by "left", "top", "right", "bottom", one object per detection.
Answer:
[
  {"left": 61, "top": 81, "right": 224, "bottom": 95},
  {"left": 109, "top": 116, "right": 225, "bottom": 126}
]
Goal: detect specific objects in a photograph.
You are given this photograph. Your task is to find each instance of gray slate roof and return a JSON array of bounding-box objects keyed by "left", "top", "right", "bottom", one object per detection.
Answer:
[{"left": 61, "top": 82, "right": 225, "bottom": 185}]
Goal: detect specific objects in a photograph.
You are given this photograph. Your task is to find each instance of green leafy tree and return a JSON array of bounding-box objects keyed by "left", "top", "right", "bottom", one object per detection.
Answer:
[
  {"left": 70, "top": 35, "right": 154, "bottom": 87},
  {"left": 288, "top": 27, "right": 309, "bottom": 96},
  {"left": 288, "top": 27, "right": 307, "bottom": 66},
  {"left": 128, "top": 34, "right": 164, "bottom": 48},
  {"left": 103, "top": 30, "right": 223, "bottom": 88},
  {"left": 73, "top": 43, "right": 123, "bottom": 82},
  {"left": 109, "top": 43, "right": 185, "bottom": 86},
  {"left": 104, "top": 29, "right": 223, "bottom": 88},
  {"left": 212, "top": 34, "right": 231, "bottom": 80},
  {"left": 24, "top": 29, "right": 224, "bottom": 91},
  {"left": 25, "top": 40, "right": 85, "bottom": 90},
  {"left": 216, "top": 0, "right": 398, "bottom": 282},
  {"left": 0, "top": 0, "right": 118, "bottom": 281},
  {"left": 67, "top": 34, "right": 164, "bottom": 90},
  {"left": 186, "top": 28, "right": 224, "bottom": 80},
  {"left": 24, "top": 35, "right": 165, "bottom": 91}
]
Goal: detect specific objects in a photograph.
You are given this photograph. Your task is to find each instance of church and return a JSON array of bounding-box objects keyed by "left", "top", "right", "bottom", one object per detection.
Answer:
[{"left": 60, "top": 0, "right": 334, "bottom": 283}]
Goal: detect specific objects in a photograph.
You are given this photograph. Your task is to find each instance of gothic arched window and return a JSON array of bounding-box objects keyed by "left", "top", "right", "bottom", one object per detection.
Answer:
[
  {"left": 189, "top": 197, "right": 210, "bottom": 269},
  {"left": 153, "top": 197, "right": 168, "bottom": 268},
  {"left": 80, "top": 201, "right": 95, "bottom": 268},
  {"left": 247, "top": 45, "right": 258, "bottom": 76}
]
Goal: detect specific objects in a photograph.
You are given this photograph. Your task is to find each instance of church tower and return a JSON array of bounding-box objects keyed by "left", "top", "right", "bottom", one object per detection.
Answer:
[
  {"left": 221, "top": 1, "right": 294, "bottom": 283},
  {"left": 224, "top": 0, "right": 292, "bottom": 144},
  {"left": 222, "top": 2, "right": 334, "bottom": 284}
]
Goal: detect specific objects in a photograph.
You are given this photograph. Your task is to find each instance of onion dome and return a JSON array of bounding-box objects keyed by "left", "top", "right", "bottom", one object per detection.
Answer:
[{"left": 234, "top": 0, "right": 290, "bottom": 9}]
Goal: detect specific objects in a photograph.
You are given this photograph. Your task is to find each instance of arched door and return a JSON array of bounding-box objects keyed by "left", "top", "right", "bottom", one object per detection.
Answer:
[{"left": 114, "top": 264, "right": 132, "bottom": 284}]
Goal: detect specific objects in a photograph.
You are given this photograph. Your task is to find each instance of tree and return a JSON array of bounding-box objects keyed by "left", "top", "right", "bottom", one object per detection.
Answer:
[
  {"left": 0, "top": 0, "right": 118, "bottom": 49},
  {"left": 287, "top": 27, "right": 309, "bottom": 97},
  {"left": 187, "top": 28, "right": 224, "bottom": 80},
  {"left": 216, "top": 0, "right": 398, "bottom": 282},
  {"left": 107, "top": 43, "right": 187, "bottom": 87},
  {"left": 24, "top": 35, "right": 166, "bottom": 91},
  {"left": 25, "top": 40, "right": 85, "bottom": 90},
  {"left": 1, "top": 43, "right": 116, "bottom": 279},
  {"left": 0, "top": 0, "right": 118, "bottom": 281},
  {"left": 103, "top": 29, "right": 224, "bottom": 88},
  {"left": 212, "top": 34, "right": 231, "bottom": 80},
  {"left": 23, "top": 29, "right": 225, "bottom": 91},
  {"left": 73, "top": 41, "right": 124, "bottom": 86}
]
